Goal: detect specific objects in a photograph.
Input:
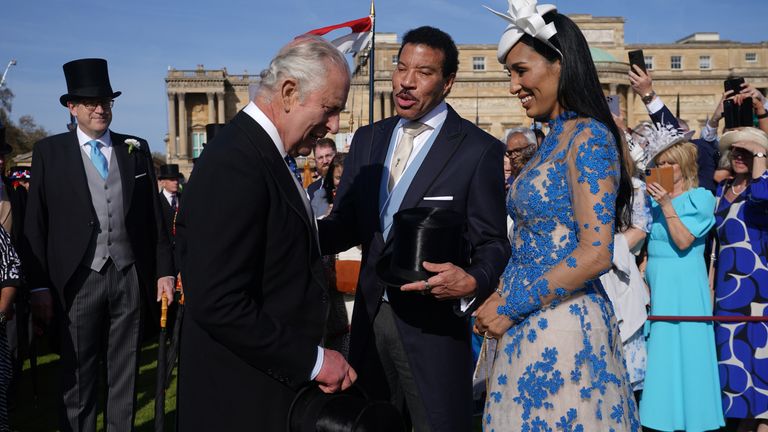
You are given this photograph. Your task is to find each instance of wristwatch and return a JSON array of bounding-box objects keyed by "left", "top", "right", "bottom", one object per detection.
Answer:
[
  {"left": 755, "top": 152, "right": 766, "bottom": 158},
  {"left": 641, "top": 90, "right": 657, "bottom": 105}
]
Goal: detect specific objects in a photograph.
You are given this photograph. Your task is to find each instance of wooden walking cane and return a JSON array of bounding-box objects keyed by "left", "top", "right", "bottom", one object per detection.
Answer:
[{"left": 154, "top": 293, "right": 169, "bottom": 432}]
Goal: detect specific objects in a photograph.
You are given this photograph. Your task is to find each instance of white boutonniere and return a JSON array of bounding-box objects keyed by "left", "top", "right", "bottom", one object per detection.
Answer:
[{"left": 125, "top": 138, "right": 141, "bottom": 154}]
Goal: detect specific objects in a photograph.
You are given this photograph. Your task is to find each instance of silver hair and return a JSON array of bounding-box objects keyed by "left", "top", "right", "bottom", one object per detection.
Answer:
[
  {"left": 505, "top": 127, "right": 537, "bottom": 147},
  {"left": 256, "top": 35, "right": 350, "bottom": 102}
]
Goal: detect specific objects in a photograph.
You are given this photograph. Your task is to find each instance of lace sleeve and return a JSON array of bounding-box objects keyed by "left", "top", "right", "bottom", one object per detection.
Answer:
[{"left": 499, "top": 121, "right": 619, "bottom": 322}]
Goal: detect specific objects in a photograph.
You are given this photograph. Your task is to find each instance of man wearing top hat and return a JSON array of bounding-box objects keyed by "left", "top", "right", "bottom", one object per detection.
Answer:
[
  {"left": 24, "top": 58, "right": 174, "bottom": 432},
  {"left": 158, "top": 164, "right": 181, "bottom": 247},
  {"left": 318, "top": 26, "right": 509, "bottom": 431}
]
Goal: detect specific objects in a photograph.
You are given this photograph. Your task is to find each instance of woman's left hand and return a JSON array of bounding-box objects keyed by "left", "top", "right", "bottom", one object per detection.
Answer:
[
  {"left": 646, "top": 182, "right": 672, "bottom": 206},
  {"left": 473, "top": 291, "right": 513, "bottom": 339}
]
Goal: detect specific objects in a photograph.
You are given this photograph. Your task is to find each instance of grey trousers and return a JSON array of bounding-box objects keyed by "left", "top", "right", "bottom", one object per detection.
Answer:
[
  {"left": 59, "top": 262, "right": 142, "bottom": 432},
  {"left": 373, "top": 302, "right": 431, "bottom": 432}
]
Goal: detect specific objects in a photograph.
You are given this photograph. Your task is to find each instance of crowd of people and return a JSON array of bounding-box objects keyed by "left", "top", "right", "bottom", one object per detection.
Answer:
[{"left": 0, "top": 0, "right": 764, "bottom": 431}]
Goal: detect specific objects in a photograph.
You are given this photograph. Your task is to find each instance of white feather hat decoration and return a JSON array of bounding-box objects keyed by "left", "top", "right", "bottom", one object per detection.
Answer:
[
  {"left": 484, "top": 0, "right": 562, "bottom": 64},
  {"left": 642, "top": 122, "right": 695, "bottom": 167}
]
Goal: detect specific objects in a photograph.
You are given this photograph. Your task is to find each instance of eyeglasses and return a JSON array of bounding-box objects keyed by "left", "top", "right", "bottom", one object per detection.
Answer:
[
  {"left": 78, "top": 99, "right": 114, "bottom": 111},
  {"left": 505, "top": 149, "right": 525, "bottom": 158}
]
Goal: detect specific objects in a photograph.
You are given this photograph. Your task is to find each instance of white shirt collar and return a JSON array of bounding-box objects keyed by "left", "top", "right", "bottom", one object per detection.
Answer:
[
  {"left": 162, "top": 189, "right": 175, "bottom": 200},
  {"left": 396, "top": 101, "right": 448, "bottom": 131},
  {"left": 76, "top": 127, "right": 112, "bottom": 149},
  {"left": 242, "top": 101, "right": 286, "bottom": 159}
]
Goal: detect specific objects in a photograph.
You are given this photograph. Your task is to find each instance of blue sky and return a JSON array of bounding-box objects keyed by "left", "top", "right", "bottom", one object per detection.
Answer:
[{"left": 3, "top": 0, "right": 767, "bottom": 154}]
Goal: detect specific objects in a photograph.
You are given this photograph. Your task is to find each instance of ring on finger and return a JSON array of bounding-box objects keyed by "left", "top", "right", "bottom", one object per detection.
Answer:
[{"left": 421, "top": 280, "right": 431, "bottom": 296}]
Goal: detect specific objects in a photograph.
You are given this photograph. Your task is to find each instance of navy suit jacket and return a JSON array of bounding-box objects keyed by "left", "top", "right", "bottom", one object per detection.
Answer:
[
  {"left": 318, "top": 105, "right": 509, "bottom": 431},
  {"left": 649, "top": 104, "right": 720, "bottom": 193}
]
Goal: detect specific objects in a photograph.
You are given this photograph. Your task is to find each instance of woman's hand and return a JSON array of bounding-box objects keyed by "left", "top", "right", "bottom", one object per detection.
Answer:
[
  {"left": 473, "top": 291, "right": 513, "bottom": 339},
  {"left": 0, "top": 286, "right": 17, "bottom": 321},
  {"left": 730, "top": 139, "right": 764, "bottom": 156},
  {"left": 646, "top": 182, "right": 672, "bottom": 207}
]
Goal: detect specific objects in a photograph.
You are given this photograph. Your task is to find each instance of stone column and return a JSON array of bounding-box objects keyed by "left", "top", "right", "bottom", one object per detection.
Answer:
[
  {"left": 217, "top": 92, "right": 225, "bottom": 123},
  {"left": 373, "top": 92, "right": 382, "bottom": 122},
  {"left": 167, "top": 93, "right": 177, "bottom": 157},
  {"left": 609, "top": 83, "right": 618, "bottom": 95},
  {"left": 207, "top": 92, "right": 216, "bottom": 125},
  {"left": 178, "top": 93, "right": 189, "bottom": 159}
]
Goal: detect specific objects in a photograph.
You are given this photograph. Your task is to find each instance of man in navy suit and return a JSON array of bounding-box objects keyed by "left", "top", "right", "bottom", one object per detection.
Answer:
[{"left": 319, "top": 26, "right": 509, "bottom": 432}]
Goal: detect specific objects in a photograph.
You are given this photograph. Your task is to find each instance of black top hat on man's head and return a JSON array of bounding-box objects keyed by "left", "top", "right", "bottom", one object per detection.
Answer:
[
  {"left": 287, "top": 385, "right": 405, "bottom": 432},
  {"left": 158, "top": 164, "right": 181, "bottom": 180},
  {"left": 205, "top": 123, "right": 225, "bottom": 145},
  {"left": 377, "top": 207, "right": 467, "bottom": 287},
  {"left": 59, "top": 58, "right": 121, "bottom": 107}
]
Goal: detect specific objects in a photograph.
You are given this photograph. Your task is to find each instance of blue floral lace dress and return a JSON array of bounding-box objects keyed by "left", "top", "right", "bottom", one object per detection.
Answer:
[{"left": 484, "top": 113, "right": 640, "bottom": 431}]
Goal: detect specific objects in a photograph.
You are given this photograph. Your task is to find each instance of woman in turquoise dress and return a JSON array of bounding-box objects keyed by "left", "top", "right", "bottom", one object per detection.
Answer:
[
  {"left": 640, "top": 124, "right": 725, "bottom": 431},
  {"left": 474, "top": 2, "right": 639, "bottom": 430}
]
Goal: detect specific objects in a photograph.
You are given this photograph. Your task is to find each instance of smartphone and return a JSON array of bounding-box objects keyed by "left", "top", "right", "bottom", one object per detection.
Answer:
[
  {"left": 628, "top": 50, "right": 646, "bottom": 73},
  {"left": 724, "top": 97, "right": 754, "bottom": 129},
  {"left": 606, "top": 95, "right": 620, "bottom": 116},
  {"left": 645, "top": 166, "right": 674, "bottom": 193},
  {"left": 724, "top": 77, "right": 745, "bottom": 96}
]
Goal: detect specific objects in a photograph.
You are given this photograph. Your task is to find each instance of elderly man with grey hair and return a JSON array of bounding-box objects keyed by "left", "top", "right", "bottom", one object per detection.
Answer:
[
  {"left": 175, "top": 35, "right": 355, "bottom": 430},
  {"left": 505, "top": 126, "right": 539, "bottom": 180}
]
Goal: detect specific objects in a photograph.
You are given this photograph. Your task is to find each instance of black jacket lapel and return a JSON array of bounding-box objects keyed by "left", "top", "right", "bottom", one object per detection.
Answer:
[
  {"left": 399, "top": 105, "right": 465, "bottom": 212},
  {"left": 111, "top": 132, "right": 136, "bottom": 214}
]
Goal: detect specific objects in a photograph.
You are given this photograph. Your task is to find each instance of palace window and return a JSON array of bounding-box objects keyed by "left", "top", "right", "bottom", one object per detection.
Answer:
[
  {"left": 699, "top": 55, "right": 711, "bottom": 70},
  {"left": 644, "top": 55, "right": 654, "bottom": 70},
  {"left": 746, "top": 52, "right": 757, "bottom": 63},
  {"left": 472, "top": 56, "right": 486, "bottom": 71},
  {"left": 392, "top": 55, "right": 399, "bottom": 65},
  {"left": 192, "top": 131, "right": 206, "bottom": 158},
  {"left": 670, "top": 55, "right": 682, "bottom": 70}
]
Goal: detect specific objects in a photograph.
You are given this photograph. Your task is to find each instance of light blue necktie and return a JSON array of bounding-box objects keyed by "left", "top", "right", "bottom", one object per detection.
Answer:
[{"left": 88, "top": 140, "right": 109, "bottom": 180}]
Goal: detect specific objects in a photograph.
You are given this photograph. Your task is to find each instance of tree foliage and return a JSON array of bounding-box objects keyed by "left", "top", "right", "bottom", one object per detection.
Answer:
[{"left": 0, "top": 86, "right": 49, "bottom": 164}]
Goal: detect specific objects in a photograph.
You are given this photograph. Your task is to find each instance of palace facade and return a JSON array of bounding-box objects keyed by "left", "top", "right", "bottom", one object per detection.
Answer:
[{"left": 165, "top": 15, "right": 768, "bottom": 176}]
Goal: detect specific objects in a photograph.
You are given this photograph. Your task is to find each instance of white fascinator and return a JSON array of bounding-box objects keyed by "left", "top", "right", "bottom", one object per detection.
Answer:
[{"left": 484, "top": 0, "right": 562, "bottom": 63}]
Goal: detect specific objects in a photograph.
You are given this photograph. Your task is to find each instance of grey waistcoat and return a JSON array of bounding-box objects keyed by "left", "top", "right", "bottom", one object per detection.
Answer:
[{"left": 80, "top": 148, "right": 135, "bottom": 272}]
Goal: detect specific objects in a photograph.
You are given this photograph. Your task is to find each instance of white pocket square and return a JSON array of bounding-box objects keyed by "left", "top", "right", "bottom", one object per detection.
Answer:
[
  {"left": 423, "top": 196, "right": 453, "bottom": 201},
  {"left": 134, "top": 172, "right": 147, "bottom": 179}
]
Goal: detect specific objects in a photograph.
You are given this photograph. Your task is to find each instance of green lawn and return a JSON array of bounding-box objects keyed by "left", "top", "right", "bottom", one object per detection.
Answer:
[{"left": 11, "top": 341, "right": 177, "bottom": 432}]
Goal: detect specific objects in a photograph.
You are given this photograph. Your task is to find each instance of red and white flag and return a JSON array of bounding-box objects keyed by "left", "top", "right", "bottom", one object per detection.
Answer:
[{"left": 305, "top": 16, "right": 372, "bottom": 55}]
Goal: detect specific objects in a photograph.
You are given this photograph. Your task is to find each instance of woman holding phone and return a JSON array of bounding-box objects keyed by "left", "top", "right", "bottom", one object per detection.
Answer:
[{"left": 640, "top": 124, "right": 724, "bottom": 431}]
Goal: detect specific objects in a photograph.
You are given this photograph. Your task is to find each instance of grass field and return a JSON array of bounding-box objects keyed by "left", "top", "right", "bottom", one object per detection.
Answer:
[{"left": 10, "top": 341, "right": 177, "bottom": 432}]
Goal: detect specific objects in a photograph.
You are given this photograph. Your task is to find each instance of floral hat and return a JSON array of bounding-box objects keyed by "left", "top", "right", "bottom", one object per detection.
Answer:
[
  {"left": 642, "top": 122, "right": 695, "bottom": 167},
  {"left": 484, "top": 0, "right": 562, "bottom": 64}
]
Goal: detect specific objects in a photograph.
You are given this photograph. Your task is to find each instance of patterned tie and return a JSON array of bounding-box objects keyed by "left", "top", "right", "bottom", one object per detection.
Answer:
[
  {"left": 389, "top": 121, "right": 430, "bottom": 191},
  {"left": 284, "top": 155, "right": 303, "bottom": 183},
  {"left": 170, "top": 194, "right": 177, "bottom": 211},
  {"left": 88, "top": 140, "right": 109, "bottom": 180}
]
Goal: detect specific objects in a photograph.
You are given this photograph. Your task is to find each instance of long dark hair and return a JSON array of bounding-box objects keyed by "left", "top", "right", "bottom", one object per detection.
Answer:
[
  {"left": 323, "top": 153, "right": 346, "bottom": 205},
  {"left": 518, "top": 13, "right": 632, "bottom": 230}
]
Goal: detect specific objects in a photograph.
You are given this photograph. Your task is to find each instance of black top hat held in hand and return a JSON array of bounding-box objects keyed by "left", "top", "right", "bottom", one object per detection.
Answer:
[
  {"left": 60, "top": 58, "right": 121, "bottom": 107},
  {"left": 377, "top": 207, "right": 467, "bottom": 287},
  {"left": 287, "top": 385, "right": 405, "bottom": 432}
]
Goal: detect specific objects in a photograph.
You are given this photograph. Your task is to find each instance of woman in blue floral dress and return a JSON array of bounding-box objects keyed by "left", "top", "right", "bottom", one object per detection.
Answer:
[
  {"left": 474, "top": 1, "right": 639, "bottom": 430},
  {"left": 713, "top": 127, "right": 768, "bottom": 429}
]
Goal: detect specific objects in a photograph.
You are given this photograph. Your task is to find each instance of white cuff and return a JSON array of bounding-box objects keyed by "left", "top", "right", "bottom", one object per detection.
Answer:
[
  {"left": 645, "top": 97, "right": 664, "bottom": 115},
  {"left": 459, "top": 296, "right": 476, "bottom": 312},
  {"left": 701, "top": 123, "right": 719, "bottom": 142},
  {"left": 310, "top": 346, "right": 324, "bottom": 380},
  {"left": 763, "top": 99, "right": 768, "bottom": 112},
  {"left": 30, "top": 288, "right": 50, "bottom": 293}
]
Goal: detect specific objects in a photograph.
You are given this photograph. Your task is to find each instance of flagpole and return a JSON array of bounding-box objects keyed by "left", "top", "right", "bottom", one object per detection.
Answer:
[{"left": 368, "top": 0, "right": 375, "bottom": 126}]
